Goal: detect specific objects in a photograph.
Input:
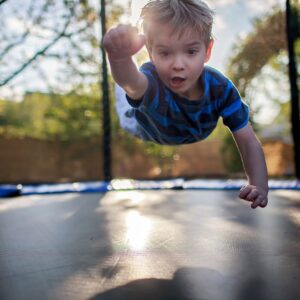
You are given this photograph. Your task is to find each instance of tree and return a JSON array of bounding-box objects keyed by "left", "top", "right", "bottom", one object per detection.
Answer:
[
  {"left": 227, "top": 8, "right": 286, "bottom": 97},
  {"left": 0, "top": 0, "right": 124, "bottom": 95},
  {"left": 0, "top": 90, "right": 102, "bottom": 140},
  {"left": 222, "top": 6, "right": 299, "bottom": 174},
  {"left": 0, "top": 1, "right": 8, "bottom": 6}
]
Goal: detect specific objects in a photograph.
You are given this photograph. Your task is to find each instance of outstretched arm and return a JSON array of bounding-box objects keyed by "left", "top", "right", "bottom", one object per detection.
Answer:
[
  {"left": 232, "top": 123, "right": 269, "bottom": 209},
  {"left": 103, "top": 24, "right": 148, "bottom": 100}
]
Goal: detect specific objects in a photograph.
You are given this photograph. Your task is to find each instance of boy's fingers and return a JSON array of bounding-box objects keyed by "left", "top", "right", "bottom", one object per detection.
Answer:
[
  {"left": 108, "top": 27, "right": 144, "bottom": 56},
  {"left": 119, "top": 25, "right": 136, "bottom": 47},
  {"left": 128, "top": 25, "right": 139, "bottom": 35},
  {"left": 104, "top": 28, "right": 122, "bottom": 51},
  {"left": 239, "top": 185, "right": 251, "bottom": 199},
  {"left": 251, "top": 196, "right": 261, "bottom": 209},
  {"left": 109, "top": 29, "right": 123, "bottom": 49},
  {"left": 132, "top": 34, "right": 146, "bottom": 53},
  {"left": 259, "top": 198, "right": 268, "bottom": 208},
  {"left": 239, "top": 185, "right": 268, "bottom": 209},
  {"left": 123, "top": 25, "right": 139, "bottom": 44},
  {"left": 251, "top": 195, "right": 267, "bottom": 209},
  {"left": 104, "top": 25, "right": 135, "bottom": 50},
  {"left": 246, "top": 190, "right": 259, "bottom": 202}
]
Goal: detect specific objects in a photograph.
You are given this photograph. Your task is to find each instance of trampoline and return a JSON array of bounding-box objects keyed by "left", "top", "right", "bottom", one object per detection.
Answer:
[
  {"left": 0, "top": 181, "right": 299, "bottom": 300},
  {"left": 1, "top": 0, "right": 299, "bottom": 299}
]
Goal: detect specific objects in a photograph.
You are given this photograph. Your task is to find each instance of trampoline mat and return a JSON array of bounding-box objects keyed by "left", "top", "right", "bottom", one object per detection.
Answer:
[{"left": 0, "top": 190, "right": 299, "bottom": 300}]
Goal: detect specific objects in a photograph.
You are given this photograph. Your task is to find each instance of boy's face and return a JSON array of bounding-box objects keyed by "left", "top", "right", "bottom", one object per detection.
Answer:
[{"left": 146, "top": 23, "right": 213, "bottom": 100}]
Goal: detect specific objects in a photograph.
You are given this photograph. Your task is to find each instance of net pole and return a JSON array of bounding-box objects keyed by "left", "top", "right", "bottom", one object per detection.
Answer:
[
  {"left": 286, "top": 0, "right": 300, "bottom": 179},
  {"left": 100, "top": 0, "right": 112, "bottom": 181}
]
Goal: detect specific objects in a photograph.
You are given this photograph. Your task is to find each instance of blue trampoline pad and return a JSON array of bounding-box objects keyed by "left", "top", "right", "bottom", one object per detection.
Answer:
[
  {"left": 0, "top": 179, "right": 299, "bottom": 198},
  {"left": 0, "top": 189, "right": 299, "bottom": 299},
  {"left": 0, "top": 184, "right": 22, "bottom": 197}
]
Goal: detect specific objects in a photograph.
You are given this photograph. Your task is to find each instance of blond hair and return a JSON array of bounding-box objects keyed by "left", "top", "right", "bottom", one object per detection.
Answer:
[{"left": 140, "top": 0, "right": 214, "bottom": 47}]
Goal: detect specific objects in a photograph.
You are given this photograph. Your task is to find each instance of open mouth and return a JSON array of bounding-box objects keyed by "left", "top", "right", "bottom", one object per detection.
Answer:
[{"left": 171, "top": 77, "right": 186, "bottom": 86}]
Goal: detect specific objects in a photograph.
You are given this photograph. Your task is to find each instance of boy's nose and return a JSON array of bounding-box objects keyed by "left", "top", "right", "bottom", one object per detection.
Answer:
[{"left": 172, "top": 56, "right": 185, "bottom": 70}]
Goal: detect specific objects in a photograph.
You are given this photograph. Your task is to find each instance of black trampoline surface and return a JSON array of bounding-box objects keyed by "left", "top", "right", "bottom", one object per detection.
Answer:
[{"left": 0, "top": 190, "right": 299, "bottom": 300}]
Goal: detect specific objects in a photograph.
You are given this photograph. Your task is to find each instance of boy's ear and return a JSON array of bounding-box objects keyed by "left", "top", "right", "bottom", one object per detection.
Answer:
[{"left": 205, "top": 39, "right": 214, "bottom": 62}]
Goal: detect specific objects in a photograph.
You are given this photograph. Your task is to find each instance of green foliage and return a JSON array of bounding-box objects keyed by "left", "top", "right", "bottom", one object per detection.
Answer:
[
  {"left": 43, "top": 92, "right": 101, "bottom": 140},
  {"left": 0, "top": 91, "right": 102, "bottom": 140},
  {"left": 272, "top": 101, "right": 291, "bottom": 136},
  {"left": 0, "top": 99, "right": 27, "bottom": 136},
  {"left": 227, "top": 8, "right": 286, "bottom": 97}
]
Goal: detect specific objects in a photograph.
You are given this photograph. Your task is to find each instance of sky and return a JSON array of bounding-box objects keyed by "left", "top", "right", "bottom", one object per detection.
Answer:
[{"left": 0, "top": 0, "right": 286, "bottom": 124}]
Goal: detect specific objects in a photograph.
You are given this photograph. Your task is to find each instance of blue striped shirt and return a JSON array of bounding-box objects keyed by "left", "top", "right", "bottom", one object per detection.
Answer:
[{"left": 126, "top": 62, "right": 249, "bottom": 145}]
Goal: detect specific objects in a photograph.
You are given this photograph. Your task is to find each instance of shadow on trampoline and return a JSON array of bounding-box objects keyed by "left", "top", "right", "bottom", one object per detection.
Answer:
[
  {"left": 90, "top": 267, "right": 228, "bottom": 300},
  {"left": 89, "top": 266, "right": 273, "bottom": 300}
]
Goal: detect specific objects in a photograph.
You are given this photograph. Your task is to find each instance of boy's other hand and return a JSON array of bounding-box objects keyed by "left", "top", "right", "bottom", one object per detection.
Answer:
[
  {"left": 239, "top": 184, "right": 268, "bottom": 209},
  {"left": 103, "top": 25, "right": 145, "bottom": 61}
]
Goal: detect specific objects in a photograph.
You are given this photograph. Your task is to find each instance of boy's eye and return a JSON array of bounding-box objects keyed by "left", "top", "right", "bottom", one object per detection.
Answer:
[
  {"left": 188, "top": 49, "right": 198, "bottom": 55},
  {"left": 159, "top": 51, "right": 169, "bottom": 57}
]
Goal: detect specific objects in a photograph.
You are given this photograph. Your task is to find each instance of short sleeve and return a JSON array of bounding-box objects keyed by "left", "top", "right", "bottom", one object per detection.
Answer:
[{"left": 220, "top": 81, "right": 249, "bottom": 132}]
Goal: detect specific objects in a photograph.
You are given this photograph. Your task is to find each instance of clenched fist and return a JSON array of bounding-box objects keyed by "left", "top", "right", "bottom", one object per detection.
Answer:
[
  {"left": 239, "top": 184, "right": 268, "bottom": 209},
  {"left": 103, "top": 25, "right": 146, "bottom": 61}
]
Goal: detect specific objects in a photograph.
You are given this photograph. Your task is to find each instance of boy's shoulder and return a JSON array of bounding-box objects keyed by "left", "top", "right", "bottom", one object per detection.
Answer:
[
  {"left": 203, "top": 65, "right": 231, "bottom": 87},
  {"left": 140, "top": 61, "right": 155, "bottom": 72},
  {"left": 140, "top": 61, "right": 158, "bottom": 80}
]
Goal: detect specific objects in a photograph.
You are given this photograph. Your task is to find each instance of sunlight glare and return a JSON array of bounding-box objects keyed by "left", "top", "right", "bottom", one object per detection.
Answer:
[
  {"left": 130, "top": 0, "right": 149, "bottom": 26},
  {"left": 125, "top": 210, "right": 152, "bottom": 251}
]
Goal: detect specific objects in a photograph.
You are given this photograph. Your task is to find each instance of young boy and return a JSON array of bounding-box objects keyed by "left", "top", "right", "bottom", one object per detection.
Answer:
[{"left": 103, "top": 0, "right": 268, "bottom": 209}]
